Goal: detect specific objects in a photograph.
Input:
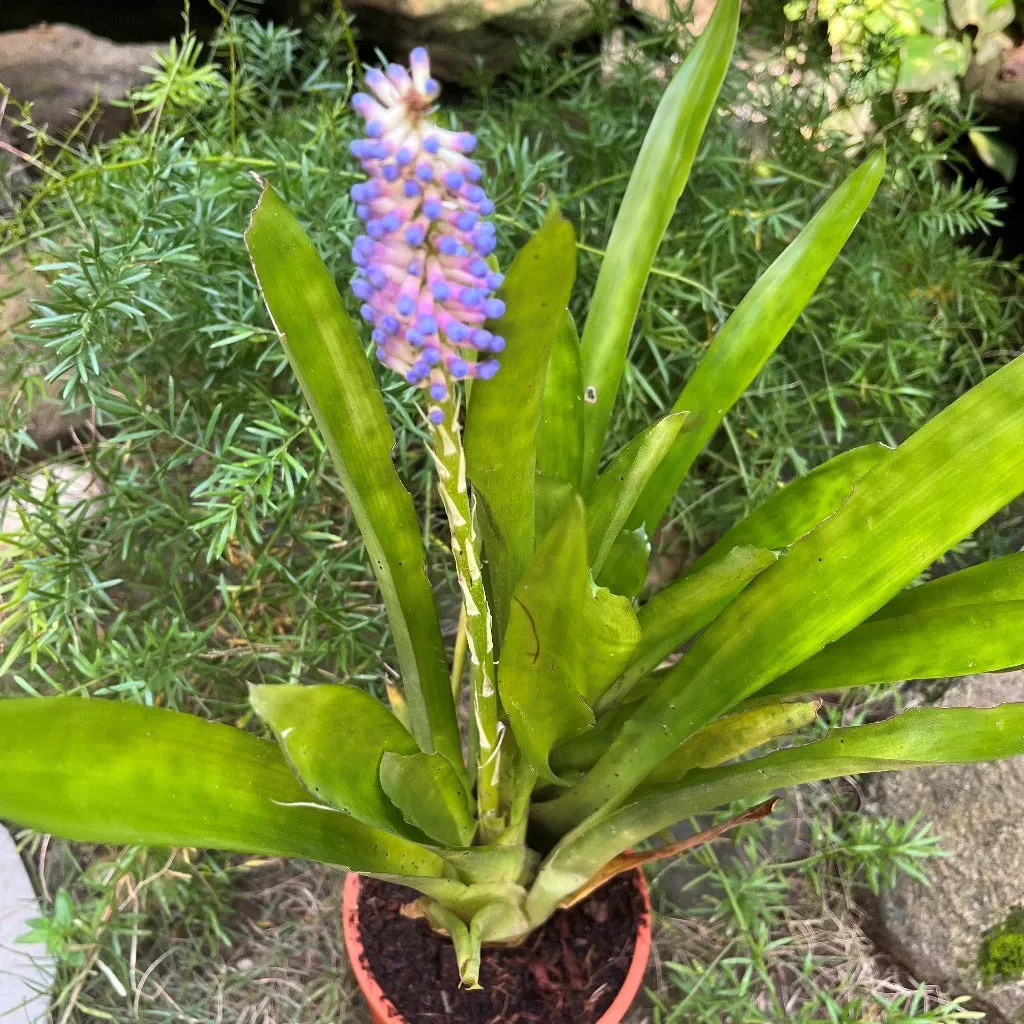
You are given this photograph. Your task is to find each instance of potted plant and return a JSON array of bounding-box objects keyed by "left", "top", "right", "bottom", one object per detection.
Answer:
[{"left": 4, "top": 2, "right": 1024, "bottom": 1020}]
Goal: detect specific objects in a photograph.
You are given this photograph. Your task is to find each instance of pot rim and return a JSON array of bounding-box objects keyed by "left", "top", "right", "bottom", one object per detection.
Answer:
[{"left": 342, "top": 868, "right": 652, "bottom": 1024}]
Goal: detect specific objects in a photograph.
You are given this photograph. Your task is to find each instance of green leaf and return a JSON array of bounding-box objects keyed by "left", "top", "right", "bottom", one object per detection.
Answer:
[
  {"left": 685, "top": 443, "right": 892, "bottom": 579},
  {"left": 598, "top": 545, "right": 776, "bottom": 712},
  {"left": 439, "top": 844, "right": 540, "bottom": 886},
  {"left": 379, "top": 752, "right": 476, "bottom": 848},
  {"left": 535, "top": 471, "right": 577, "bottom": 545},
  {"left": 465, "top": 204, "right": 577, "bottom": 639},
  {"left": 579, "top": 0, "right": 739, "bottom": 487},
  {"left": 244, "top": 182, "right": 459, "bottom": 767},
  {"left": 872, "top": 552, "right": 1024, "bottom": 621},
  {"left": 536, "top": 352, "right": 1024, "bottom": 833},
  {"left": 586, "top": 413, "right": 688, "bottom": 576},
  {"left": 913, "top": 0, "right": 948, "bottom": 34},
  {"left": 550, "top": 703, "right": 637, "bottom": 777},
  {"left": 763, "top": 601, "right": 1024, "bottom": 696},
  {"left": 594, "top": 526, "right": 651, "bottom": 600},
  {"left": 528, "top": 704, "right": 1024, "bottom": 919},
  {"left": 898, "top": 35, "right": 970, "bottom": 92},
  {"left": 969, "top": 130, "right": 1017, "bottom": 184},
  {"left": 632, "top": 152, "right": 887, "bottom": 535},
  {"left": 646, "top": 700, "right": 820, "bottom": 783},
  {"left": 498, "top": 496, "right": 640, "bottom": 783},
  {"left": 249, "top": 683, "right": 422, "bottom": 838},
  {"left": 537, "top": 312, "right": 584, "bottom": 490},
  {"left": 0, "top": 698, "right": 448, "bottom": 877}
]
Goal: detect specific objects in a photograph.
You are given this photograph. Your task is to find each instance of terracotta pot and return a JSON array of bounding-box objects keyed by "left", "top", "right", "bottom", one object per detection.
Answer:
[{"left": 342, "top": 870, "right": 652, "bottom": 1024}]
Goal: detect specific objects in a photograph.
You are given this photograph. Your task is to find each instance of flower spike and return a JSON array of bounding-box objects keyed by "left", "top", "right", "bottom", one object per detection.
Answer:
[{"left": 348, "top": 48, "right": 504, "bottom": 422}]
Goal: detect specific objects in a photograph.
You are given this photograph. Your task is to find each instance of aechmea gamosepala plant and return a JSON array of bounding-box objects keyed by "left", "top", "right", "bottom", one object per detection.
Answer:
[{"left": 5, "top": 2, "right": 1024, "bottom": 991}]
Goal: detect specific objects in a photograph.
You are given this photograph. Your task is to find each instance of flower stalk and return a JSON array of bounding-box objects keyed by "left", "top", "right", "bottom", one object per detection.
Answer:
[
  {"left": 429, "top": 392, "right": 503, "bottom": 840},
  {"left": 347, "top": 50, "right": 507, "bottom": 838}
]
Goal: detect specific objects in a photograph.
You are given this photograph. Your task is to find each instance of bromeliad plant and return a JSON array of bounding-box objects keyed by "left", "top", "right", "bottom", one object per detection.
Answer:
[{"left": 3, "top": 1, "right": 1024, "bottom": 989}]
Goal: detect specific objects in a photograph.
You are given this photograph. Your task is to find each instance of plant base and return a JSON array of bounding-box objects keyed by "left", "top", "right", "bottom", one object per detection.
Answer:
[{"left": 343, "top": 870, "right": 651, "bottom": 1024}]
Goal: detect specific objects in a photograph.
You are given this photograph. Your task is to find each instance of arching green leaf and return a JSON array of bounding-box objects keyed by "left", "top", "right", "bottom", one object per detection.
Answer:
[
  {"left": 763, "top": 601, "right": 1024, "bottom": 697},
  {"left": 380, "top": 751, "right": 476, "bottom": 848},
  {"left": 498, "top": 497, "right": 640, "bottom": 784},
  {"left": 579, "top": 0, "right": 740, "bottom": 486},
  {"left": 871, "top": 551, "right": 1024, "bottom": 621},
  {"left": 0, "top": 698, "right": 448, "bottom": 878},
  {"left": 245, "top": 183, "right": 459, "bottom": 766},
  {"left": 249, "top": 683, "right": 422, "bottom": 838},
  {"left": 529, "top": 704, "right": 1024, "bottom": 922},
  {"left": 685, "top": 443, "right": 892, "bottom": 579},
  {"left": 465, "top": 205, "right": 577, "bottom": 638},
  {"left": 586, "top": 413, "right": 688, "bottom": 576},
  {"left": 633, "top": 152, "right": 887, "bottom": 534},
  {"left": 598, "top": 545, "right": 776, "bottom": 713},
  {"left": 537, "top": 311, "right": 584, "bottom": 490}
]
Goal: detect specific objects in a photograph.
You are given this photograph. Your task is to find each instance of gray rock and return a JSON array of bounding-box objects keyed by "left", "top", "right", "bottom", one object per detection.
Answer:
[
  {"left": 0, "top": 23, "right": 160, "bottom": 141},
  {"left": 964, "top": 47, "right": 1024, "bottom": 126},
  {"left": 0, "top": 255, "right": 89, "bottom": 461},
  {"left": 0, "top": 827, "right": 51, "bottom": 1024},
  {"left": 872, "top": 671, "right": 1024, "bottom": 1023},
  {"left": 309, "top": 0, "right": 597, "bottom": 80}
]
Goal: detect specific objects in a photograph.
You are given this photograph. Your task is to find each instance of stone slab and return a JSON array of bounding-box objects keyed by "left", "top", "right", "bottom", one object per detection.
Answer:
[
  {"left": 872, "top": 671, "right": 1024, "bottom": 1022},
  {"left": 0, "top": 827, "right": 52, "bottom": 1024}
]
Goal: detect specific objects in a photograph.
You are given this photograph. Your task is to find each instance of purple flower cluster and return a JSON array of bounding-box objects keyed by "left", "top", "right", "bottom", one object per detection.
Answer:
[{"left": 348, "top": 49, "right": 505, "bottom": 425}]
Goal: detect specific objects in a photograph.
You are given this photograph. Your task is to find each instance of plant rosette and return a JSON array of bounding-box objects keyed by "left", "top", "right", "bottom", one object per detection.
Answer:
[
  {"left": 342, "top": 870, "right": 652, "bottom": 1024},
  {"left": 4, "top": 1, "right": 1024, "bottom": 1017}
]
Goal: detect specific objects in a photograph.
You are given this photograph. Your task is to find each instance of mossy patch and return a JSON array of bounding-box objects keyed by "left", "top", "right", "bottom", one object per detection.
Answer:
[{"left": 978, "top": 907, "right": 1024, "bottom": 985}]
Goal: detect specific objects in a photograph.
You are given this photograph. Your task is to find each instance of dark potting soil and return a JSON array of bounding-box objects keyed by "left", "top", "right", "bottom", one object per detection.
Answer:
[{"left": 355, "top": 873, "right": 645, "bottom": 1024}]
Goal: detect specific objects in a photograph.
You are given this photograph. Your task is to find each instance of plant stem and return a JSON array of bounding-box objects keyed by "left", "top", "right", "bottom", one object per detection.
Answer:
[{"left": 430, "top": 394, "right": 503, "bottom": 842}]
